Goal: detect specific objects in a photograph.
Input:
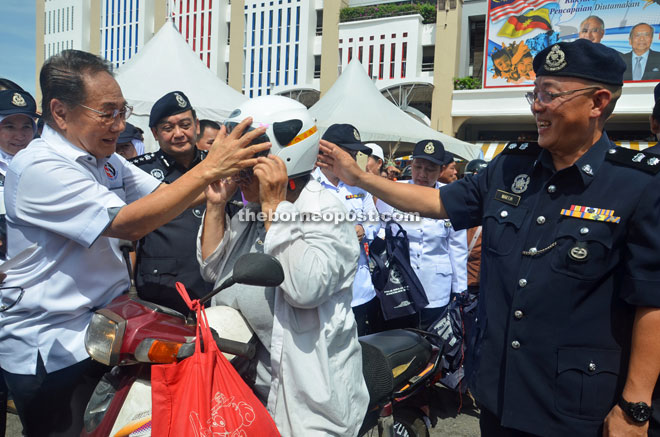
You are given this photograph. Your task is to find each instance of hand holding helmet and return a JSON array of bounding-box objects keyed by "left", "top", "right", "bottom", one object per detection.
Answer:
[{"left": 202, "top": 117, "right": 271, "bottom": 182}]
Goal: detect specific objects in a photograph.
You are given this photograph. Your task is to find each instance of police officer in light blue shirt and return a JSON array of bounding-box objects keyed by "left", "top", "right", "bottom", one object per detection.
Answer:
[
  {"left": 313, "top": 123, "right": 382, "bottom": 335},
  {"left": 377, "top": 140, "right": 468, "bottom": 329}
]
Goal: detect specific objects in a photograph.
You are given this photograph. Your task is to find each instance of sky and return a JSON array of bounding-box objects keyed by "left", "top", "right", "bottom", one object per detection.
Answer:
[{"left": 0, "top": 1, "right": 36, "bottom": 95}]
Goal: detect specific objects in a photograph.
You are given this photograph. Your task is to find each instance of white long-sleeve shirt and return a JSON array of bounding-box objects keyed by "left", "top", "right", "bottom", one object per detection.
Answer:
[{"left": 198, "top": 179, "right": 369, "bottom": 437}]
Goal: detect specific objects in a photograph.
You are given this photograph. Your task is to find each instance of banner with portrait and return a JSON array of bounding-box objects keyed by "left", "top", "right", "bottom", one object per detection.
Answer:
[{"left": 484, "top": 0, "right": 660, "bottom": 87}]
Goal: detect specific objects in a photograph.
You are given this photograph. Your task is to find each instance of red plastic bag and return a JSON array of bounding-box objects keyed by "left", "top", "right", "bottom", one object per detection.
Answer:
[{"left": 151, "top": 283, "right": 280, "bottom": 437}]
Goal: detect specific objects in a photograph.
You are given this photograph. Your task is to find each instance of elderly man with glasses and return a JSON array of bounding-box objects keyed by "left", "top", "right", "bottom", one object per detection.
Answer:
[
  {"left": 0, "top": 50, "right": 268, "bottom": 436},
  {"left": 319, "top": 38, "right": 660, "bottom": 437},
  {"left": 621, "top": 22, "right": 660, "bottom": 81}
]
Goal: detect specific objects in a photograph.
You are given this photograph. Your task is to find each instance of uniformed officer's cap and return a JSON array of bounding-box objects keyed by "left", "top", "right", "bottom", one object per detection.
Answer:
[
  {"left": 412, "top": 140, "right": 446, "bottom": 165},
  {"left": 533, "top": 39, "right": 625, "bottom": 86},
  {"left": 322, "top": 123, "right": 373, "bottom": 155},
  {"left": 0, "top": 90, "right": 38, "bottom": 119},
  {"left": 118, "top": 122, "right": 140, "bottom": 144},
  {"left": 149, "top": 91, "right": 193, "bottom": 128}
]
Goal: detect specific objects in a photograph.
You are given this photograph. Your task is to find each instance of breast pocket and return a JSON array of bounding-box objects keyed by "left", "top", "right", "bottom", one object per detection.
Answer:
[
  {"left": 483, "top": 203, "right": 528, "bottom": 256},
  {"left": 550, "top": 220, "right": 615, "bottom": 281},
  {"left": 554, "top": 347, "right": 621, "bottom": 420}
]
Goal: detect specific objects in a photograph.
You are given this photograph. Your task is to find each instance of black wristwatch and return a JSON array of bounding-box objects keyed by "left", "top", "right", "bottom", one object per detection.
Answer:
[{"left": 618, "top": 397, "right": 652, "bottom": 423}]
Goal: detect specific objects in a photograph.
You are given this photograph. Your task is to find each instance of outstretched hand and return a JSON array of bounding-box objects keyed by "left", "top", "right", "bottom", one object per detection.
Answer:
[
  {"left": 317, "top": 140, "right": 363, "bottom": 186},
  {"left": 203, "top": 117, "right": 271, "bottom": 181}
]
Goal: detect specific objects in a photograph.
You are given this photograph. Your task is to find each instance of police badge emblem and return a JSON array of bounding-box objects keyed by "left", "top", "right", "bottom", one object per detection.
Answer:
[
  {"left": 632, "top": 153, "right": 645, "bottom": 163},
  {"left": 544, "top": 45, "right": 567, "bottom": 72},
  {"left": 424, "top": 141, "right": 434, "bottom": 154},
  {"left": 511, "top": 174, "right": 530, "bottom": 194},
  {"left": 11, "top": 93, "right": 26, "bottom": 107},
  {"left": 151, "top": 168, "right": 165, "bottom": 181},
  {"left": 353, "top": 129, "right": 360, "bottom": 141},
  {"left": 174, "top": 93, "right": 187, "bottom": 108}
]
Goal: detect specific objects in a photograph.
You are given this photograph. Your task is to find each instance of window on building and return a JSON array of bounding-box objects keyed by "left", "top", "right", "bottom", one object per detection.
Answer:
[
  {"left": 390, "top": 43, "right": 396, "bottom": 79},
  {"left": 348, "top": 47, "right": 352, "bottom": 62},
  {"left": 314, "top": 54, "right": 321, "bottom": 79},
  {"left": 285, "top": 45, "right": 290, "bottom": 85},
  {"left": 358, "top": 46, "right": 363, "bottom": 63},
  {"left": 316, "top": 9, "right": 323, "bottom": 36},
  {"left": 368, "top": 45, "right": 374, "bottom": 78},
  {"left": 295, "top": 6, "right": 300, "bottom": 42},
  {"left": 469, "top": 16, "right": 486, "bottom": 79},
  {"left": 378, "top": 44, "right": 384, "bottom": 79},
  {"left": 422, "top": 45, "right": 435, "bottom": 72},
  {"left": 401, "top": 42, "right": 407, "bottom": 78}
]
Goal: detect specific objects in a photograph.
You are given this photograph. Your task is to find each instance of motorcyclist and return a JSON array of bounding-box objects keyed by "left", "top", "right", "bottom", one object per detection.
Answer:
[{"left": 197, "top": 96, "right": 369, "bottom": 436}]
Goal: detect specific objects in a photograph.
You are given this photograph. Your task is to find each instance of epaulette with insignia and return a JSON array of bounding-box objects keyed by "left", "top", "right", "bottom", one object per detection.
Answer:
[
  {"left": 605, "top": 147, "right": 660, "bottom": 175},
  {"left": 500, "top": 141, "right": 541, "bottom": 155},
  {"left": 129, "top": 152, "right": 156, "bottom": 167}
]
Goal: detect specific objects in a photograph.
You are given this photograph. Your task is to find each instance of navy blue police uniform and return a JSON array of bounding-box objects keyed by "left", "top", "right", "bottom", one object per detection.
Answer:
[
  {"left": 440, "top": 39, "right": 660, "bottom": 436},
  {"left": 130, "top": 148, "right": 213, "bottom": 314}
]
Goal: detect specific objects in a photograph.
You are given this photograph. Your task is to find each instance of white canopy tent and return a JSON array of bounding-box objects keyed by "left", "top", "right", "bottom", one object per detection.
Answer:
[
  {"left": 115, "top": 20, "right": 247, "bottom": 152},
  {"left": 309, "top": 59, "right": 480, "bottom": 160}
]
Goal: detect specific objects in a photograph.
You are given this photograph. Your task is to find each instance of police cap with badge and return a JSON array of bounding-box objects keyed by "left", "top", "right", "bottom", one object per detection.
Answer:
[
  {"left": 149, "top": 91, "right": 193, "bottom": 128},
  {"left": 322, "top": 123, "right": 373, "bottom": 155},
  {"left": 412, "top": 139, "right": 445, "bottom": 165},
  {"left": 0, "top": 89, "right": 39, "bottom": 121},
  {"left": 533, "top": 38, "right": 625, "bottom": 85}
]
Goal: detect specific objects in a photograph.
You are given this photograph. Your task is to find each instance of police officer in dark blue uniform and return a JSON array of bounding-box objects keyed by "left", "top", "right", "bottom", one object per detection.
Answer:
[
  {"left": 131, "top": 91, "right": 213, "bottom": 314},
  {"left": 319, "top": 39, "right": 660, "bottom": 436}
]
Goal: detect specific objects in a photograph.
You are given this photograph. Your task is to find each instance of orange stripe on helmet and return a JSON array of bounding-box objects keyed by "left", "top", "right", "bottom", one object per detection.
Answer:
[{"left": 286, "top": 125, "right": 318, "bottom": 147}]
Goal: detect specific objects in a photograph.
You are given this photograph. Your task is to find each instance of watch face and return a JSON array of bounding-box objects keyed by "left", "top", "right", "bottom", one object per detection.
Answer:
[{"left": 631, "top": 403, "right": 652, "bottom": 422}]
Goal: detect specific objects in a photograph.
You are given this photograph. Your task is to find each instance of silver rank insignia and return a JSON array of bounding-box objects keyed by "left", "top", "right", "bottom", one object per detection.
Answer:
[
  {"left": 648, "top": 157, "right": 660, "bottom": 166},
  {"left": 569, "top": 245, "right": 588, "bottom": 261},
  {"left": 632, "top": 153, "right": 645, "bottom": 163},
  {"left": 174, "top": 93, "right": 187, "bottom": 108},
  {"left": 12, "top": 93, "right": 26, "bottom": 107},
  {"left": 353, "top": 129, "right": 360, "bottom": 141},
  {"left": 424, "top": 142, "right": 434, "bottom": 154},
  {"left": 508, "top": 143, "right": 517, "bottom": 149},
  {"left": 519, "top": 143, "right": 529, "bottom": 150},
  {"left": 511, "top": 174, "right": 530, "bottom": 194},
  {"left": 581, "top": 164, "right": 593, "bottom": 176},
  {"left": 544, "top": 45, "right": 567, "bottom": 72},
  {"left": 151, "top": 168, "right": 165, "bottom": 180}
]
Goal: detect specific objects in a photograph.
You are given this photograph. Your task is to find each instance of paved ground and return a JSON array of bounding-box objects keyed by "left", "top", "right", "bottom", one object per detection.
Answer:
[
  {"left": 428, "top": 386, "right": 481, "bottom": 437},
  {"left": 3, "top": 386, "right": 481, "bottom": 436}
]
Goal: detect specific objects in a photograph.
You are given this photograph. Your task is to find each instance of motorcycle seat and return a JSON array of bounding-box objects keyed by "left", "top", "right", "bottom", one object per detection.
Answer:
[{"left": 359, "top": 329, "right": 433, "bottom": 405}]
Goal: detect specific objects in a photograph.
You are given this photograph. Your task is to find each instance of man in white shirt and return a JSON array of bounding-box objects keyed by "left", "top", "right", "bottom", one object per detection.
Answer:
[
  {"left": 0, "top": 49, "right": 269, "bottom": 436},
  {"left": 313, "top": 124, "right": 382, "bottom": 335}
]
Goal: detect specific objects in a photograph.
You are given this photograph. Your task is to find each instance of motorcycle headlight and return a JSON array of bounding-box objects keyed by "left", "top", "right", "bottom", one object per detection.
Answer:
[{"left": 85, "top": 309, "right": 126, "bottom": 366}]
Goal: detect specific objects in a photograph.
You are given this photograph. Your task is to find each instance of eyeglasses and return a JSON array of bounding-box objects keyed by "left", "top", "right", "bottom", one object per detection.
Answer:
[
  {"left": 525, "top": 86, "right": 601, "bottom": 105},
  {"left": 78, "top": 103, "right": 133, "bottom": 124}
]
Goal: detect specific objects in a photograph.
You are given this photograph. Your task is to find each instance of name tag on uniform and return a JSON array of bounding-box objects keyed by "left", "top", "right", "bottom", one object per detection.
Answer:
[
  {"left": 494, "top": 189, "right": 520, "bottom": 207},
  {"left": 346, "top": 193, "right": 365, "bottom": 200}
]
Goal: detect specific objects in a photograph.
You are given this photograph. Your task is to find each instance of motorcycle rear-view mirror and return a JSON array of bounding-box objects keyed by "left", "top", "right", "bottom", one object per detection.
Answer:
[
  {"left": 232, "top": 253, "right": 284, "bottom": 287},
  {"left": 198, "top": 253, "right": 285, "bottom": 306}
]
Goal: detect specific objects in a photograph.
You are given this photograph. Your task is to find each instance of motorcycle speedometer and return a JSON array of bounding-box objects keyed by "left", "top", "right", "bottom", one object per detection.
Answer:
[{"left": 85, "top": 309, "right": 126, "bottom": 366}]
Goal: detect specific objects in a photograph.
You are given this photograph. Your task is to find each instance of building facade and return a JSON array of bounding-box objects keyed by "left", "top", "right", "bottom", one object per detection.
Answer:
[{"left": 34, "top": 0, "right": 655, "bottom": 149}]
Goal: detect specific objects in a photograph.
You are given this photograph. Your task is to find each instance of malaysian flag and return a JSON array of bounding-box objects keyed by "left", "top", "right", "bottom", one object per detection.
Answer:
[{"left": 489, "top": 0, "right": 555, "bottom": 22}]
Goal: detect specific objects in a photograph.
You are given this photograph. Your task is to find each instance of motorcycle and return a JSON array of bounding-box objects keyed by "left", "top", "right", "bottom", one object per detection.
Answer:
[{"left": 81, "top": 244, "right": 444, "bottom": 437}]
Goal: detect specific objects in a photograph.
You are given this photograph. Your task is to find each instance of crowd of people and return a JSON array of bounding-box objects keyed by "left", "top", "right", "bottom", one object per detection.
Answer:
[{"left": 0, "top": 36, "right": 657, "bottom": 437}]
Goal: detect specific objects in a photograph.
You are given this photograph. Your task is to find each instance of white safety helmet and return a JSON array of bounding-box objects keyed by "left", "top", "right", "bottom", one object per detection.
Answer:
[{"left": 223, "top": 96, "right": 320, "bottom": 178}]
